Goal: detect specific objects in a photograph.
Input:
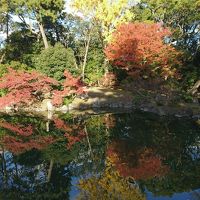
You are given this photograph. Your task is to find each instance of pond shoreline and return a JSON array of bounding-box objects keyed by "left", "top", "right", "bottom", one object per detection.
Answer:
[{"left": 0, "top": 87, "right": 199, "bottom": 118}]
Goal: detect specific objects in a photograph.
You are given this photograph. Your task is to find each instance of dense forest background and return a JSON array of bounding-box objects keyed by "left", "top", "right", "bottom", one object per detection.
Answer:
[{"left": 0, "top": 0, "right": 199, "bottom": 98}]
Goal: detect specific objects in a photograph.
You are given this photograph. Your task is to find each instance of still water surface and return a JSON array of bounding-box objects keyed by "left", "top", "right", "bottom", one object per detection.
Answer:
[{"left": 0, "top": 111, "right": 199, "bottom": 200}]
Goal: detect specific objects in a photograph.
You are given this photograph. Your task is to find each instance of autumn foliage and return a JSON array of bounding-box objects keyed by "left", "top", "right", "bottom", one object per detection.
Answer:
[
  {"left": 105, "top": 23, "right": 182, "bottom": 79},
  {"left": 0, "top": 68, "right": 58, "bottom": 108},
  {"left": 0, "top": 121, "right": 33, "bottom": 136},
  {"left": 107, "top": 140, "right": 169, "bottom": 180},
  {"left": 0, "top": 118, "right": 86, "bottom": 154},
  {"left": 0, "top": 68, "right": 85, "bottom": 109},
  {"left": 2, "top": 135, "right": 55, "bottom": 154},
  {"left": 53, "top": 118, "right": 85, "bottom": 149},
  {"left": 0, "top": 120, "right": 56, "bottom": 154},
  {"left": 52, "top": 70, "right": 85, "bottom": 106}
]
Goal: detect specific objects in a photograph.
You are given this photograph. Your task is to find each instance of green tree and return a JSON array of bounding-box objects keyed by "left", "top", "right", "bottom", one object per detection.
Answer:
[
  {"left": 13, "top": 0, "right": 65, "bottom": 49},
  {"left": 34, "top": 43, "right": 78, "bottom": 81},
  {"left": 3, "top": 29, "right": 41, "bottom": 65},
  {"left": 133, "top": 0, "right": 200, "bottom": 54}
]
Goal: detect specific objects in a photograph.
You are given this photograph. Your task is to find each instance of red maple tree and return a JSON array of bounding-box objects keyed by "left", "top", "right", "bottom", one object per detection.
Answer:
[
  {"left": 0, "top": 68, "right": 86, "bottom": 108},
  {"left": 0, "top": 68, "right": 58, "bottom": 108},
  {"left": 105, "top": 23, "right": 182, "bottom": 79},
  {"left": 52, "top": 70, "right": 85, "bottom": 106}
]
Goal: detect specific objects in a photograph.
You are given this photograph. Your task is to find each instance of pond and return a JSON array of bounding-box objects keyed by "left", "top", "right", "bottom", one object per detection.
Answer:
[{"left": 0, "top": 111, "right": 199, "bottom": 200}]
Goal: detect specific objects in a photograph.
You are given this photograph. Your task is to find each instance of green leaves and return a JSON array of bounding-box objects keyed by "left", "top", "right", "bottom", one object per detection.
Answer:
[
  {"left": 13, "top": 0, "right": 65, "bottom": 22},
  {"left": 34, "top": 43, "right": 78, "bottom": 81}
]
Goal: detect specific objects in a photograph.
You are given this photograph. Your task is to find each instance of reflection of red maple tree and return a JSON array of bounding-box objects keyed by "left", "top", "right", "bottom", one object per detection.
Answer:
[
  {"left": 53, "top": 118, "right": 85, "bottom": 149},
  {"left": 53, "top": 118, "right": 72, "bottom": 132},
  {"left": 0, "top": 117, "right": 86, "bottom": 154},
  {"left": 0, "top": 121, "right": 56, "bottom": 154},
  {"left": 0, "top": 121, "right": 33, "bottom": 136},
  {"left": 64, "top": 130, "right": 85, "bottom": 149},
  {"left": 107, "top": 141, "right": 169, "bottom": 180},
  {"left": 2, "top": 135, "right": 55, "bottom": 154}
]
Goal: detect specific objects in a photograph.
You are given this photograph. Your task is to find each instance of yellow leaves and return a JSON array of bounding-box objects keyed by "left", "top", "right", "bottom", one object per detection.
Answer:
[
  {"left": 72, "top": 0, "right": 134, "bottom": 42},
  {"left": 76, "top": 158, "right": 146, "bottom": 200}
]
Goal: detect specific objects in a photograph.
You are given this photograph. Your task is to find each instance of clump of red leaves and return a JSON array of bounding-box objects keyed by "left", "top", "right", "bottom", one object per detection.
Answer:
[
  {"left": 0, "top": 121, "right": 33, "bottom": 136},
  {"left": 2, "top": 135, "right": 55, "bottom": 154},
  {"left": 52, "top": 70, "right": 85, "bottom": 106},
  {"left": 64, "top": 130, "right": 85, "bottom": 149},
  {"left": 53, "top": 118, "right": 73, "bottom": 132},
  {"left": 53, "top": 118, "right": 86, "bottom": 149},
  {"left": 0, "top": 68, "right": 86, "bottom": 109},
  {"left": 105, "top": 23, "right": 182, "bottom": 79},
  {"left": 0, "top": 68, "right": 58, "bottom": 108}
]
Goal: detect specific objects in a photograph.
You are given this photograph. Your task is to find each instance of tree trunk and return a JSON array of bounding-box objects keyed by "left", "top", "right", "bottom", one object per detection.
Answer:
[
  {"left": 6, "top": 13, "right": 9, "bottom": 40},
  {"left": 189, "top": 80, "right": 200, "bottom": 95},
  {"left": 84, "top": 126, "right": 93, "bottom": 157},
  {"left": 1, "top": 147, "right": 8, "bottom": 188},
  {"left": 38, "top": 22, "right": 49, "bottom": 49},
  {"left": 82, "top": 31, "right": 91, "bottom": 81}
]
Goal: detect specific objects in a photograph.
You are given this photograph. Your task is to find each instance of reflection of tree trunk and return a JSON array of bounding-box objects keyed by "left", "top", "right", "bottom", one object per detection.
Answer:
[
  {"left": 47, "top": 109, "right": 53, "bottom": 119},
  {"left": 47, "top": 159, "right": 54, "bottom": 182},
  {"left": 38, "top": 22, "right": 49, "bottom": 49},
  {"left": 84, "top": 126, "right": 93, "bottom": 157},
  {"left": 103, "top": 59, "right": 109, "bottom": 74},
  {"left": 1, "top": 147, "right": 8, "bottom": 187},
  {"left": 6, "top": 12, "right": 9, "bottom": 40},
  {"left": 46, "top": 120, "right": 50, "bottom": 132},
  {"left": 82, "top": 31, "right": 91, "bottom": 81},
  {"left": 14, "top": 161, "right": 18, "bottom": 177}
]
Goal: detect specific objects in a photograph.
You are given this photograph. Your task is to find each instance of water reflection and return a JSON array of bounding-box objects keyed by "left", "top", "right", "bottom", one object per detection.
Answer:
[{"left": 0, "top": 112, "right": 199, "bottom": 200}]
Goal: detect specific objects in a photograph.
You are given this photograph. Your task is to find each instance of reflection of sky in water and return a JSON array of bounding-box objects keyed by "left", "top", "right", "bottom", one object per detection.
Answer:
[
  {"left": 69, "top": 176, "right": 81, "bottom": 200},
  {"left": 146, "top": 189, "right": 200, "bottom": 200},
  {"left": 187, "top": 145, "right": 200, "bottom": 160}
]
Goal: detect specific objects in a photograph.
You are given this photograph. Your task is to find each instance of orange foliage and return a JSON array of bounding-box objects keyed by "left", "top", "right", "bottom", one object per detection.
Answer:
[
  {"left": 105, "top": 23, "right": 182, "bottom": 79},
  {"left": 0, "top": 68, "right": 85, "bottom": 109},
  {"left": 107, "top": 140, "right": 169, "bottom": 180}
]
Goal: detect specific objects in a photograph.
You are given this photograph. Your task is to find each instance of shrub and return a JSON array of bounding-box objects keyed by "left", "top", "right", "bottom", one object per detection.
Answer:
[{"left": 34, "top": 43, "right": 78, "bottom": 81}]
